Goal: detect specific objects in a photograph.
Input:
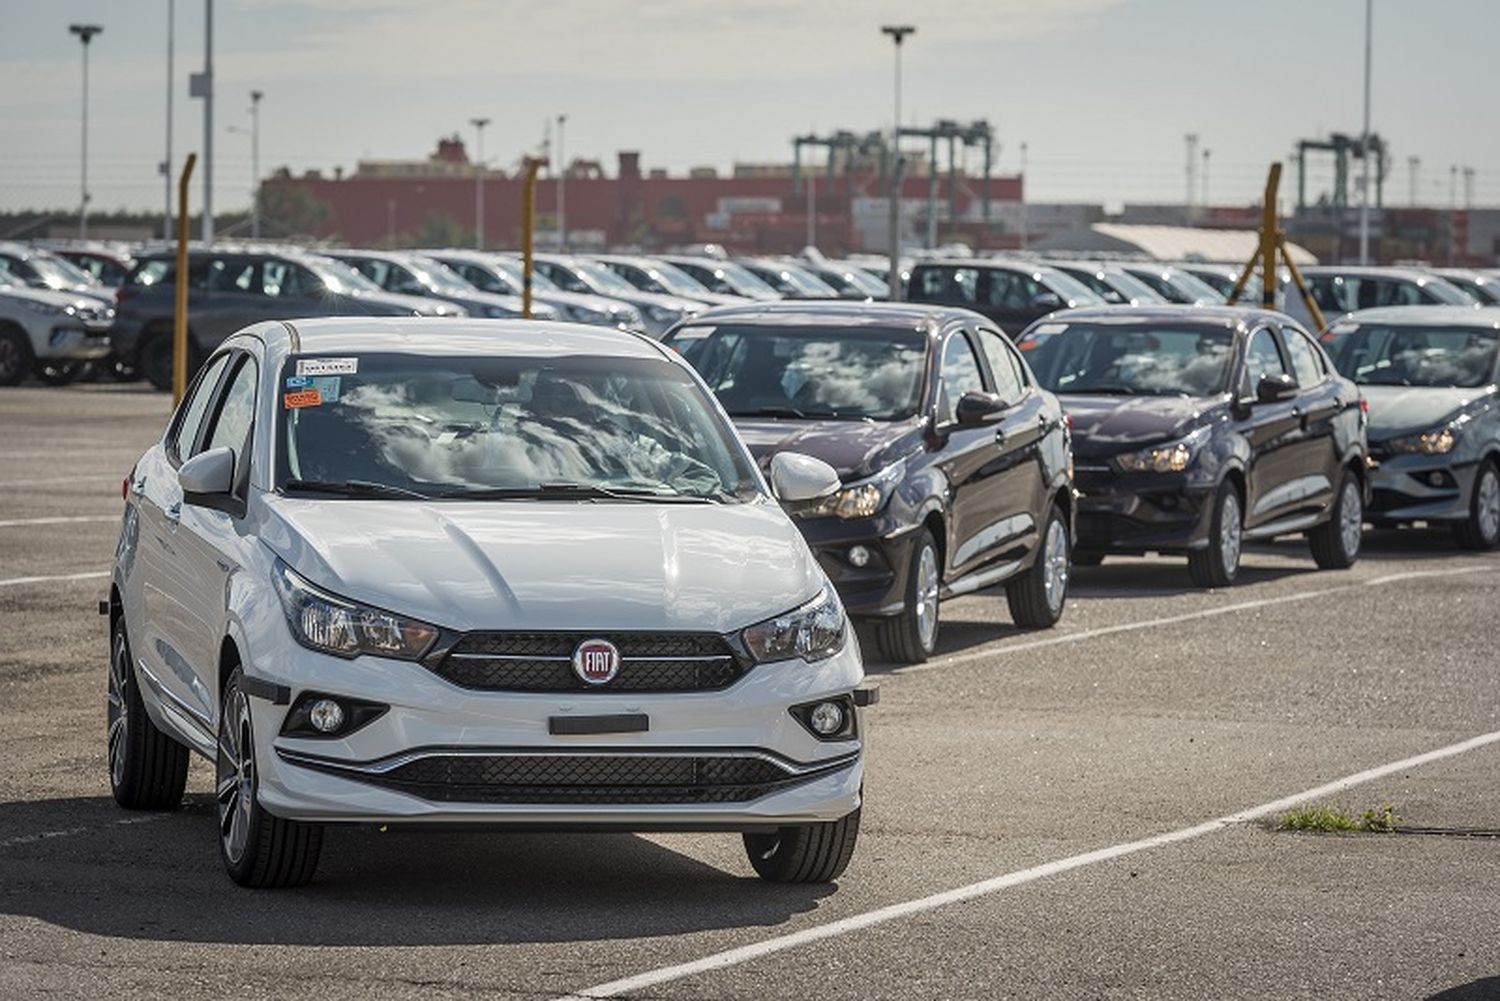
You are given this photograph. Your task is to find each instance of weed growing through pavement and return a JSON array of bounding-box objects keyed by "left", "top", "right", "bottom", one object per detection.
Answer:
[{"left": 1278, "top": 803, "right": 1399, "bottom": 833}]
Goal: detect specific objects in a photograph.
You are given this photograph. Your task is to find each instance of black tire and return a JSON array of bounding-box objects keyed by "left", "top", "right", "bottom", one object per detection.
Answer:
[
  {"left": 874, "top": 528, "right": 941, "bottom": 664},
  {"left": 0, "top": 325, "right": 35, "bottom": 387},
  {"left": 1187, "top": 480, "right": 1244, "bottom": 588},
  {"left": 107, "top": 617, "right": 190, "bottom": 810},
  {"left": 34, "top": 360, "right": 83, "bottom": 386},
  {"left": 1073, "top": 550, "right": 1105, "bottom": 567},
  {"left": 1007, "top": 506, "right": 1071, "bottom": 629},
  {"left": 1308, "top": 469, "right": 1364, "bottom": 569},
  {"left": 1452, "top": 460, "right": 1500, "bottom": 551},
  {"left": 743, "top": 808, "right": 861, "bottom": 883},
  {"left": 217, "top": 667, "right": 324, "bottom": 888},
  {"left": 138, "top": 329, "right": 199, "bottom": 392}
]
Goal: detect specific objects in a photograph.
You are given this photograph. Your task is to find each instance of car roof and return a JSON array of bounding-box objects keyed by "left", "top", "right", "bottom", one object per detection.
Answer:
[
  {"left": 258, "top": 317, "right": 670, "bottom": 360},
  {"left": 1298, "top": 265, "right": 1445, "bottom": 281},
  {"left": 1037, "top": 303, "right": 1290, "bottom": 330},
  {"left": 1343, "top": 305, "right": 1500, "bottom": 327},
  {"left": 674, "top": 300, "right": 978, "bottom": 332}
]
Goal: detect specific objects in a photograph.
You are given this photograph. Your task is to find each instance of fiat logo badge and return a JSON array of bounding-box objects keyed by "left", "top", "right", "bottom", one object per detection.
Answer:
[{"left": 573, "top": 638, "right": 621, "bottom": 685}]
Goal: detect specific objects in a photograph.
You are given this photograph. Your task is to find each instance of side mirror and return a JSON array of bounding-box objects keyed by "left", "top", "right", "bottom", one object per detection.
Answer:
[
  {"left": 769, "top": 452, "right": 841, "bottom": 503},
  {"left": 955, "top": 390, "right": 1009, "bottom": 426},
  {"left": 1255, "top": 372, "right": 1298, "bottom": 403},
  {"left": 1031, "top": 291, "right": 1063, "bottom": 311},
  {"left": 179, "top": 446, "right": 236, "bottom": 507}
]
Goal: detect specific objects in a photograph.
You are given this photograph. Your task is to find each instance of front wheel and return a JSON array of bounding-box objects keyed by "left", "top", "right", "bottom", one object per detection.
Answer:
[
  {"left": 107, "top": 617, "right": 189, "bottom": 810},
  {"left": 1007, "top": 508, "right": 1070, "bottom": 629},
  {"left": 217, "top": 668, "right": 324, "bottom": 888},
  {"left": 1452, "top": 460, "right": 1500, "bottom": 551},
  {"left": 874, "top": 529, "right": 941, "bottom": 664},
  {"left": 0, "top": 326, "right": 35, "bottom": 386},
  {"left": 743, "top": 808, "right": 861, "bottom": 883},
  {"left": 1309, "top": 470, "right": 1363, "bottom": 569},
  {"left": 1188, "top": 480, "right": 1243, "bottom": 588}
]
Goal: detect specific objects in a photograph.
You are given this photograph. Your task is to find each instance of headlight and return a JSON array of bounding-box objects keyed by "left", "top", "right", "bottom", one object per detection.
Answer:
[
  {"left": 1386, "top": 419, "right": 1465, "bottom": 455},
  {"left": 740, "top": 585, "right": 846, "bottom": 664},
  {"left": 646, "top": 304, "right": 680, "bottom": 323},
  {"left": 800, "top": 459, "right": 905, "bottom": 519},
  {"left": 568, "top": 304, "right": 609, "bottom": 324},
  {"left": 1114, "top": 427, "right": 1210, "bottom": 473},
  {"left": 18, "top": 299, "right": 64, "bottom": 317},
  {"left": 272, "top": 560, "right": 438, "bottom": 660}
]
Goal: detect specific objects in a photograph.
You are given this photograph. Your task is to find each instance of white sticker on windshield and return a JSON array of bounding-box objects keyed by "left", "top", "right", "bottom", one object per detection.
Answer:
[
  {"left": 1331, "top": 322, "right": 1358, "bottom": 334},
  {"left": 297, "top": 357, "right": 358, "bottom": 376},
  {"left": 673, "top": 326, "right": 713, "bottom": 340},
  {"left": 1033, "top": 323, "right": 1068, "bottom": 335}
]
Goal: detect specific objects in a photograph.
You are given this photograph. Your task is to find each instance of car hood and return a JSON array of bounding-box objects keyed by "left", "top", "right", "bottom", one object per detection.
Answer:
[
  {"left": 256, "top": 495, "right": 822, "bottom": 634},
  {"left": 1361, "top": 385, "right": 1489, "bottom": 440},
  {"left": 349, "top": 290, "right": 466, "bottom": 317},
  {"left": 537, "top": 290, "right": 638, "bottom": 317},
  {"left": 0, "top": 284, "right": 105, "bottom": 312},
  {"left": 1061, "top": 394, "right": 1222, "bottom": 452},
  {"left": 733, "top": 417, "right": 923, "bottom": 481},
  {"left": 606, "top": 289, "right": 706, "bottom": 315}
]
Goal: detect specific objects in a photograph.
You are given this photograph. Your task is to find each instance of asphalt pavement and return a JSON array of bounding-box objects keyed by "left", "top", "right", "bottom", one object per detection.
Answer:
[{"left": 1, "top": 383, "right": 1497, "bottom": 1000}]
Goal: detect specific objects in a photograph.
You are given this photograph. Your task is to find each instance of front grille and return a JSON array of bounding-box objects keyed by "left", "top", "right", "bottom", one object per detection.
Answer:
[
  {"left": 431, "top": 631, "right": 748, "bottom": 693},
  {"left": 298, "top": 751, "right": 848, "bottom": 805}
]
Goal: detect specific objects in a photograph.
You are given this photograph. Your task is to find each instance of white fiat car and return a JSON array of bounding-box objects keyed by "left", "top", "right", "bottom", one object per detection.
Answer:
[{"left": 107, "top": 318, "right": 872, "bottom": 887}]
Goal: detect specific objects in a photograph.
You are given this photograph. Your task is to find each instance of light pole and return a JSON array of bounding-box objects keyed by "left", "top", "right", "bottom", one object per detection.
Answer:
[
  {"left": 190, "top": 0, "right": 215, "bottom": 244},
  {"left": 881, "top": 24, "right": 914, "bottom": 302},
  {"left": 1202, "top": 147, "right": 1212, "bottom": 214},
  {"left": 68, "top": 24, "right": 102, "bottom": 240},
  {"left": 1358, "top": 0, "right": 1373, "bottom": 264},
  {"left": 470, "top": 116, "right": 489, "bottom": 249},
  {"left": 1018, "top": 141, "right": 1029, "bottom": 250},
  {"left": 162, "top": 0, "right": 173, "bottom": 239},
  {"left": 557, "top": 113, "right": 567, "bottom": 250},
  {"left": 249, "top": 90, "right": 263, "bottom": 238}
]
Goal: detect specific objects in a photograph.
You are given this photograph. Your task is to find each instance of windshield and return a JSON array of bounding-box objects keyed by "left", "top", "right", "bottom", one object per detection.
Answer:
[
  {"left": 33, "top": 253, "right": 95, "bottom": 288},
  {"left": 309, "top": 258, "right": 382, "bottom": 294},
  {"left": 1126, "top": 267, "right": 1222, "bottom": 304},
  {"left": 1019, "top": 321, "right": 1235, "bottom": 397},
  {"left": 277, "top": 353, "right": 757, "bottom": 500},
  {"left": 1039, "top": 269, "right": 1104, "bottom": 305},
  {"left": 493, "top": 258, "right": 561, "bottom": 292},
  {"left": 1322, "top": 323, "right": 1499, "bottom": 388},
  {"left": 752, "top": 262, "right": 835, "bottom": 297},
  {"left": 715, "top": 262, "right": 779, "bottom": 297},
  {"left": 667, "top": 323, "right": 927, "bottom": 420},
  {"left": 408, "top": 259, "right": 477, "bottom": 297},
  {"left": 1421, "top": 278, "right": 1478, "bottom": 306},
  {"left": 572, "top": 260, "right": 641, "bottom": 296},
  {"left": 647, "top": 261, "right": 716, "bottom": 297},
  {"left": 1101, "top": 268, "right": 1169, "bottom": 304}
]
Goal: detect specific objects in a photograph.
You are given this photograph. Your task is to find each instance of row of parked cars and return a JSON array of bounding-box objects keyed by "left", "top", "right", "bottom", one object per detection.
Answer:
[{"left": 102, "top": 283, "right": 1499, "bottom": 887}]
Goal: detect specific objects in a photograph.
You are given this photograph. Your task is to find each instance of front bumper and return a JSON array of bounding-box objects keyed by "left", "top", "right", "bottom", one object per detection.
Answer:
[
  {"left": 1073, "top": 463, "right": 1217, "bottom": 553},
  {"left": 1366, "top": 452, "right": 1477, "bottom": 524},
  {"left": 793, "top": 511, "right": 920, "bottom": 619},
  {"left": 248, "top": 629, "right": 867, "bottom": 828},
  {"left": 41, "top": 324, "right": 112, "bottom": 361}
]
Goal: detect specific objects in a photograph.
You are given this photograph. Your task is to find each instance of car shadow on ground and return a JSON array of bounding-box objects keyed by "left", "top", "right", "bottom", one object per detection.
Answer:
[
  {"left": 0, "top": 794, "right": 835, "bottom": 946},
  {"left": 1426, "top": 978, "right": 1500, "bottom": 1000}
]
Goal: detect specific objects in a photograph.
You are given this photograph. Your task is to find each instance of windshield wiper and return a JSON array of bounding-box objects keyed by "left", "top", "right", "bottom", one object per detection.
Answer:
[
  {"left": 1069, "top": 385, "right": 1140, "bottom": 395},
  {"left": 730, "top": 405, "right": 856, "bottom": 419},
  {"left": 437, "top": 482, "right": 714, "bottom": 503},
  {"left": 282, "top": 478, "right": 434, "bottom": 500}
]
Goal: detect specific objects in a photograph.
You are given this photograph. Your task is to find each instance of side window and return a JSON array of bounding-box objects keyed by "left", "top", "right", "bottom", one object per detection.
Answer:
[
  {"left": 915, "top": 266, "right": 978, "bottom": 305},
  {"left": 263, "top": 261, "right": 319, "bottom": 298},
  {"left": 349, "top": 258, "right": 388, "bottom": 288},
  {"left": 1380, "top": 280, "right": 1424, "bottom": 306},
  {"left": 202, "top": 356, "right": 259, "bottom": 485},
  {"left": 977, "top": 328, "right": 1026, "bottom": 404},
  {"left": 1309, "top": 276, "right": 1348, "bottom": 312},
  {"left": 1282, "top": 328, "right": 1326, "bottom": 386},
  {"left": 168, "top": 354, "right": 231, "bottom": 463},
  {"left": 937, "top": 332, "right": 986, "bottom": 424},
  {"left": 985, "top": 270, "right": 1044, "bottom": 310},
  {"left": 206, "top": 257, "right": 255, "bottom": 292},
  {"left": 1242, "top": 327, "right": 1288, "bottom": 395},
  {"left": 540, "top": 263, "right": 588, "bottom": 293}
]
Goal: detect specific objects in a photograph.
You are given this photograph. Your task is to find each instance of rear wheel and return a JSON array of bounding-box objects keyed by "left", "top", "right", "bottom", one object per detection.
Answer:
[
  {"left": 217, "top": 667, "right": 324, "bottom": 887},
  {"left": 1452, "top": 460, "right": 1500, "bottom": 551},
  {"left": 1309, "top": 470, "right": 1363, "bottom": 569},
  {"left": 1187, "top": 480, "right": 1243, "bottom": 588},
  {"left": 874, "top": 529, "right": 940, "bottom": 664},
  {"left": 139, "top": 330, "right": 199, "bottom": 392},
  {"left": 0, "top": 326, "right": 34, "bottom": 386},
  {"left": 743, "top": 808, "right": 861, "bottom": 883},
  {"left": 1007, "top": 507, "right": 1071, "bottom": 628},
  {"left": 107, "top": 617, "right": 189, "bottom": 810}
]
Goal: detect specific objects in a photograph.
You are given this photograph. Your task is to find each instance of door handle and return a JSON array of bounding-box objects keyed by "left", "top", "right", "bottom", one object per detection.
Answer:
[
  {"left": 216, "top": 557, "right": 233, "bottom": 573},
  {"left": 994, "top": 426, "right": 1007, "bottom": 446},
  {"left": 164, "top": 502, "right": 181, "bottom": 524}
]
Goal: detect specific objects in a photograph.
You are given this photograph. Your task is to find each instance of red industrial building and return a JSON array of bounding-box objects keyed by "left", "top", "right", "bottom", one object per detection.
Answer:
[{"left": 261, "top": 136, "right": 1024, "bottom": 254}]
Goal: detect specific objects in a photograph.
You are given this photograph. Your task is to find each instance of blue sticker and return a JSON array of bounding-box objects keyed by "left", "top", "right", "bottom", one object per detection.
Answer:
[
  {"left": 308, "top": 376, "right": 341, "bottom": 401},
  {"left": 285, "top": 375, "right": 311, "bottom": 389}
]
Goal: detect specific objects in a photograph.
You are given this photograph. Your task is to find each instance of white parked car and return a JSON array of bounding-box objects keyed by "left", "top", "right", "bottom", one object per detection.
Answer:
[
  {"left": 0, "top": 282, "right": 115, "bottom": 385},
  {"left": 107, "top": 317, "right": 872, "bottom": 887}
]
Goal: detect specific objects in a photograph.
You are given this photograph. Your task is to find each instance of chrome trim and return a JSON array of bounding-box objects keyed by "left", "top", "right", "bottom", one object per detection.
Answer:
[
  {"left": 448, "top": 653, "right": 733, "bottom": 664},
  {"left": 942, "top": 558, "right": 1023, "bottom": 598},
  {"left": 276, "top": 745, "right": 861, "bottom": 779},
  {"left": 136, "top": 658, "right": 214, "bottom": 729}
]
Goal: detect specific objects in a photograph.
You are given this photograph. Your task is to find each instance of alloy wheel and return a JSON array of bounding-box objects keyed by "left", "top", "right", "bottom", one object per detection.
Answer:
[
  {"left": 1220, "top": 491, "right": 1243, "bottom": 576},
  {"left": 0, "top": 338, "right": 22, "bottom": 382},
  {"left": 216, "top": 689, "right": 256, "bottom": 866},
  {"left": 1042, "top": 517, "right": 1070, "bottom": 615},
  {"left": 1479, "top": 468, "right": 1500, "bottom": 543},
  {"left": 106, "top": 631, "right": 130, "bottom": 789},
  {"left": 1339, "top": 480, "right": 1363, "bottom": 559},
  {"left": 915, "top": 544, "right": 940, "bottom": 651}
]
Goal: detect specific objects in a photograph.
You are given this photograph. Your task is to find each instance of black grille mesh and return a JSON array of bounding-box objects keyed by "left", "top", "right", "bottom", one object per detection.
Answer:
[{"left": 432, "top": 631, "right": 749, "bottom": 693}]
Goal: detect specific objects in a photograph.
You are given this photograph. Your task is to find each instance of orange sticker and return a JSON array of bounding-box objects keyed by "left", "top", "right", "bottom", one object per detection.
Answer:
[{"left": 283, "top": 389, "right": 323, "bottom": 409}]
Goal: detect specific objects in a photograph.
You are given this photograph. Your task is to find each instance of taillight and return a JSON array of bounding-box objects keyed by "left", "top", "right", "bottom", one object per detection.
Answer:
[
  {"left": 115, "top": 286, "right": 138, "bottom": 305},
  {"left": 1064, "top": 413, "right": 1074, "bottom": 432},
  {"left": 1359, "top": 397, "right": 1370, "bottom": 414}
]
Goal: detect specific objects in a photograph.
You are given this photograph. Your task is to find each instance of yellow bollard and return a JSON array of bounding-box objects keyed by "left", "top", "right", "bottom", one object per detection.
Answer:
[{"left": 172, "top": 153, "right": 197, "bottom": 406}]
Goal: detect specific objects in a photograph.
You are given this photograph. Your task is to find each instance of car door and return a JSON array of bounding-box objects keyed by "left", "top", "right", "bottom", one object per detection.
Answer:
[
  {"left": 163, "top": 349, "right": 261, "bottom": 725},
  {"left": 1281, "top": 324, "right": 1344, "bottom": 512},
  {"left": 1237, "top": 326, "right": 1306, "bottom": 529},
  {"left": 976, "top": 326, "right": 1051, "bottom": 523},
  {"left": 135, "top": 351, "right": 233, "bottom": 733}
]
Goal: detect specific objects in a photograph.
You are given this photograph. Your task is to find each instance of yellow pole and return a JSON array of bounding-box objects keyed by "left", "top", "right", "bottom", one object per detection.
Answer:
[
  {"left": 1278, "top": 233, "right": 1328, "bottom": 332},
  {"left": 521, "top": 159, "right": 540, "bottom": 319},
  {"left": 1258, "top": 162, "right": 1281, "bottom": 310},
  {"left": 173, "top": 153, "right": 197, "bottom": 405},
  {"left": 1224, "top": 244, "right": 1261, "bottom": 306}
]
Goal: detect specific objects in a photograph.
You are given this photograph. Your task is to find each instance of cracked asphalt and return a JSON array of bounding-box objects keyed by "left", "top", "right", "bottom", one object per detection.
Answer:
[{"left": 1, "top": 383, "right": 1497, "bottom": 1000}]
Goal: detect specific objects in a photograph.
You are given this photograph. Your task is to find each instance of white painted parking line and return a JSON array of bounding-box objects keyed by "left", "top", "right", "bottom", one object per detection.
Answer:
[
  {"left": 0, "top": 476, "right": 111, "bottom": 488},
  {"left": 0, "top": 515, "right": 117, "bottom": 529},
  {"left": 557, "top": 728, "right": 1500, "bottom": 1000},
  {"left": 0, "top": 814, "right": 168, "bottom": 850},
  {"left": 0, "top": 571, "right": 109, "bottom": 588},
  {"left": 894, "top": 564, "right": 1498, "bottom": 675}
]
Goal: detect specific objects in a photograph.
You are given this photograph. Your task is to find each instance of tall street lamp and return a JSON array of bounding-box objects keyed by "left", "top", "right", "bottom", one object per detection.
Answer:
[
  {"left": 556, "top": 113, "right": 567, "bottom": 250},
  {"left": 1358, "top": 0, "right": 1373, "bottom": 264},
  {"left": 881, "top": 24, "right": 914, "bottom": 302},
  {"left": 68, "top": 23, "right": 103, "bottom": 240},
  {"left": 249, "top": 90, "right": 263, "bottom": 238},
  {"left": 161, "top": 0, "right": 173, "bottom": 240},
  {"left": 470, "top": 117, "right": 490, "bottom": 249}
]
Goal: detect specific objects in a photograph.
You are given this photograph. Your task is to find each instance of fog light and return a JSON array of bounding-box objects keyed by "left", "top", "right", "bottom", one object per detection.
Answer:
[
  {"left": 808, "top": 701, "right": 846, "bottom": 736},
  {"left": 308, "top": 698, "right": 344, "bottom": 733},
  {"left": 1428, "top": 471, "right": 1448, "bottom": 488},
  {"left": 848, "top": 545, "right": 871, "bottom": 567}
]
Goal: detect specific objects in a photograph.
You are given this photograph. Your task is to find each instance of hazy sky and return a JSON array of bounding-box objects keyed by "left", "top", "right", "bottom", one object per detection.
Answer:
[{"left": 2, "top": 0, "right": 1496, "bottom": 215}]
